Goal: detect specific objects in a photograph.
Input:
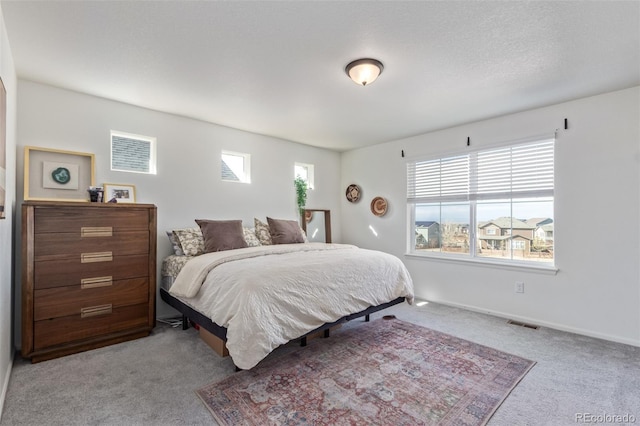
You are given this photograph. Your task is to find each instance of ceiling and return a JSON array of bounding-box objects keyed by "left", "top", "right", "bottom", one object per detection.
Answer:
[{"left": 2, "top": 1, "right": 639, "bottom": 152}]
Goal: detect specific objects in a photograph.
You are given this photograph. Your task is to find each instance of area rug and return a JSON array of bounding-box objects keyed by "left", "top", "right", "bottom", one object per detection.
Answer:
[{"left": 196, "top": 318, "right": 535, "bottom": 425}]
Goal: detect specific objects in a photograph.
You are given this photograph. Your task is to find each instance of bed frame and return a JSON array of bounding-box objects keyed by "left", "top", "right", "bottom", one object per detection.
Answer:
[{"left": 160, "top": 287, "right": 405, "bottom": 368}]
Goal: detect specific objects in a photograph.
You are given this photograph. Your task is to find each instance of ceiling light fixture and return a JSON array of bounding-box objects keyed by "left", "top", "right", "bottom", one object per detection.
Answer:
[{"left": 345, "top": 58, "right": 384, "bottom": 86}]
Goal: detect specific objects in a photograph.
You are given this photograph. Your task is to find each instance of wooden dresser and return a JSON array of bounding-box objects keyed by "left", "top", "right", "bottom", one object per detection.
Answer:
[{"left": 21, "top": 201, "right": 157, "bottom": 362}]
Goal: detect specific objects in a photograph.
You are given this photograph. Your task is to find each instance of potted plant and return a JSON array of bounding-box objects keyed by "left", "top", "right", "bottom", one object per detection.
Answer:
[{"left": 294, "top": 176, "right": 308, "bottom": 221}]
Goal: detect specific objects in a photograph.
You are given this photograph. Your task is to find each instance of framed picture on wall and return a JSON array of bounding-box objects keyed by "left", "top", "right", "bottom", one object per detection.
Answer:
[
  {"left": 24, "top": 146, "right": 95, "bottom": 202},
  {"left": 0, "top": 77, "right": 6, "bottom": 219},
  {"left": 103, "top": 183, "right": 136, "bottom": 203}
]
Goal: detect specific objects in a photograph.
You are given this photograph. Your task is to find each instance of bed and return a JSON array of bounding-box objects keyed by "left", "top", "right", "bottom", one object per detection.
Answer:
[{"left": 160, "top": 218, "right": 414, "bottom": 370}]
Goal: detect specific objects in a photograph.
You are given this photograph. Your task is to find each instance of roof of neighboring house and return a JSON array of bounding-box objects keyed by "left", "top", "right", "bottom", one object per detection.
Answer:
[
  {"left": 526, "top": 217, "right": 553, "bottom": 227},
  {"left": 479, "top": 234, "right": 533, "bottom": 241},
  {"left": 221, "top": 160, "right": 239, "bottom": 181},
  {"left": 416, "top": 221, "right": 438, "bottom": 228},
  {"left": 479, "top": 217, "right": 535, "bottom": 230}
]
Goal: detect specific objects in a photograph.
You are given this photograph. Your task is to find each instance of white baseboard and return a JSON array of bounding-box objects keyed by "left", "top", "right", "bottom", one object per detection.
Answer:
[
  {"left": 0, "top": 353, "right": 13, "bottom": 423},
  {"left": 428, "top": 298, "right": 640, "bottom": 348}
]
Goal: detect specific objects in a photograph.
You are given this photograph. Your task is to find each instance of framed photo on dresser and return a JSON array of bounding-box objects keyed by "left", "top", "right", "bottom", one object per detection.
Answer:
[{"left": 103, "top": 183, "right": 136, "bottom": 203}]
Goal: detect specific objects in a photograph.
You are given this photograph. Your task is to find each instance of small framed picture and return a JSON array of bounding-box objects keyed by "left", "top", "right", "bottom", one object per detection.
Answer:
[
  {"left": 0, "top": 78, "right": 6, "bottom": 218},
  {"left": 24, "top": 146, "right": 95, "bottom": 202},
  {"left": 103, "top": 183, "right": 136, "bottom": 203}
]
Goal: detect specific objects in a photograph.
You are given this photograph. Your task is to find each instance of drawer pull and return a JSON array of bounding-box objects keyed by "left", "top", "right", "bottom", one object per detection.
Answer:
[
  {"left": 81, "top": 227, "right": 113, "bottom": 237},
  {"left": 81, "top": 252, "right": 113, "bottom": 263},
  {"left": 81, "top": 276, "right": 113, "bottom": 289},
  {"left": 80, "top": 304, "right": 113, "bottom": 318}
]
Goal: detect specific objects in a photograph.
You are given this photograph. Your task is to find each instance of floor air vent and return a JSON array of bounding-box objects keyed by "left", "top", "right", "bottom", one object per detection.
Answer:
[{"left": 508, "top": 320, "right": 539, "bottom": 330}]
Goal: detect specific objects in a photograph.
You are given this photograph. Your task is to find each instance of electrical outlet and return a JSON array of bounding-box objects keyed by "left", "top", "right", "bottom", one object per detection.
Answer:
[{"left": 515, "top": 281, "right": 525, "bottom": 293}]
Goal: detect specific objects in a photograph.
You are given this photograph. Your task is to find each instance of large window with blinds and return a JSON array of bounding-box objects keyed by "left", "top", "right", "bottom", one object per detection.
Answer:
[{"left": 407, "top": 136, "right": 555, "bottom": 265}]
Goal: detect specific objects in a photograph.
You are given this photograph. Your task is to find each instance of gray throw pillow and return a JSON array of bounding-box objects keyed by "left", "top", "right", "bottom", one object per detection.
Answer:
[
  {"left": 195, "top": 219, "right": 248, "bottom": 252},
  {"left": 266, "top": 217, "right": 305, "bottom": 244}
]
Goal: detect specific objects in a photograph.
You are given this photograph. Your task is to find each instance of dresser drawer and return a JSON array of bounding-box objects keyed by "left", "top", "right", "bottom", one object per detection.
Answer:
[
  {"left": 34, "top": 254, "right": 149, "bottom": 289},
  {"left": 34, "top": 303, "right": 150, "bottom": 350},
  {"left": 34, "top": 278, "right": 149, "bottom": 320},
  {"left": 34, "top": 207, "right": 150, "bottom": 233},
  {"left": 34, "top": 231, "right": 149, "bottom": 261}
]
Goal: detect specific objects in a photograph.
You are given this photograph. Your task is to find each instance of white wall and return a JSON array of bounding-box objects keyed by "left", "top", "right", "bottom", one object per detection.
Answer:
[
  {"left": 14, "top": 80, "right": 342, "bottom": 330},
  {"left": 0, "top": 5, "right": 16, "bottom": 421},
  {"left": 341, "top": 86, "right": 640, "bottom": 346}
]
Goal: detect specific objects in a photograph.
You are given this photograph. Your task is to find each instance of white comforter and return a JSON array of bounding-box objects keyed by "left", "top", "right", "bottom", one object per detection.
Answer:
[{"left": 169, "top": 243, "right": 414, "bottom": 369}]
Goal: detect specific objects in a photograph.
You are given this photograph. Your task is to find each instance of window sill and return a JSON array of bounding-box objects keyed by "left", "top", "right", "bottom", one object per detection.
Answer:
[
  {"left": 404, "top": 252, "right": 558, "bottom": 275},
  {"left": 221, "top": 179, "right": 251, "bottom": 184}
]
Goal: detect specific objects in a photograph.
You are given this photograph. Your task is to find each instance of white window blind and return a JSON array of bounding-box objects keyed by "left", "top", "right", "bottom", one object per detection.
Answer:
[
  {"left": 407, "top": 137, "right": 554, "bottom": 203},
  {"left": 407, "top": 155, "right": 469, "bottom": 203},
  {"left": 111, "top": 131, "right": 157, "bottom": 174},
  {"left": 474, "top": 139, "right": 554, "bottom": 200}
]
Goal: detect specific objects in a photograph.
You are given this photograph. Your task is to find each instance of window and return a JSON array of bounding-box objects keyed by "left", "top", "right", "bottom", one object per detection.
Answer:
[
  {"left": 221, "top": 151, "right": 251, "bottom": 183},
  {"left": 111, "top": 131, "right": 156, "bottom": 174},
  {"left": 294, "top": 162, "right": 314, "bottom": 189},
  {"left": 511, "top": 240, "right": 526, "bottom": 250},
  {"left": 407, "top": 136, "right": 554, "bottom": 265}
]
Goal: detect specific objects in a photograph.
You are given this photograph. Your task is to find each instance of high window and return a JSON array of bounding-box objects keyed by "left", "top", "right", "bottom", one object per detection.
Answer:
[
  {"left": 407, "top": 136, "right": 555, "bottom": 265},
  {"left": 294, "top": 162, "right": 314, "bottom": 189},
  {"left": 221, "top": 151, "right": 251, "bottom": 183},
  {"left": 111, "top": 131, "right": 156, "bottom": 174}
]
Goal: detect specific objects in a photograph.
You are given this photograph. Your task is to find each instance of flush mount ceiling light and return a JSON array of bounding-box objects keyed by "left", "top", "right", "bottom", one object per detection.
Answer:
[{"left": 345, "top": 58, "right": 384, "bottom": 86}]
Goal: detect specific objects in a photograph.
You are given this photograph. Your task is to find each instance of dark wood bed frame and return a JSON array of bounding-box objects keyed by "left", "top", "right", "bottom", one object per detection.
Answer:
[{"left": 160, "top": 288, "right": 405, "bottom": 367}]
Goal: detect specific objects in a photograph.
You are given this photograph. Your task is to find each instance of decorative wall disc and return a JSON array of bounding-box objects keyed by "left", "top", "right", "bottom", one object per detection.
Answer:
[
  {"left": 345, "top": 184, "right": 361, "bottom": 203},
  {"left": 370, "top": 196, "right": 388, "bottom": 216}
]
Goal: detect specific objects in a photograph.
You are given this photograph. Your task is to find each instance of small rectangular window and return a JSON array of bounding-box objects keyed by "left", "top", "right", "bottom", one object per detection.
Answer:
[
  {"left": 294, "top": 162, "right": 314, "bottom": 189},
  {"left": 222, "top": 151, "right": 251, "bottom": 183},
  {"left": 111, "top": 131, "right": 156, "bottom": 174}
]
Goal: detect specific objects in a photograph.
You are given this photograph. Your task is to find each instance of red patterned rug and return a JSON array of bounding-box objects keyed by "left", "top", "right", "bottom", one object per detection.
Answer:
[{"left": 197, "top": 318, "right": 535, "bottom": 425}]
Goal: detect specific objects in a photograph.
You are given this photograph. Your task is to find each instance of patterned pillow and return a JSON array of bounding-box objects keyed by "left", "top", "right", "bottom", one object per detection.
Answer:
[
  {"left": 254, "top": 218, "right": 272, "bottom": 245},
  {"left": 161, "top": 255, "right": 194, "bottom": 278},
  {"left": 243, "top": 227, "right": 261, "bottom": 247},
  {"left": 172, "top": 227, "right": 205, "bottom": 256},
  {"left": 166, "top": 231, "right": 185, "bottom": 256}
]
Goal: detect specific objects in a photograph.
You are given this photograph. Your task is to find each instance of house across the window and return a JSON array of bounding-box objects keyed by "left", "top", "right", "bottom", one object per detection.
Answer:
[{"left": 477, "top": 217, "right": 553, "bottom": 260}]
